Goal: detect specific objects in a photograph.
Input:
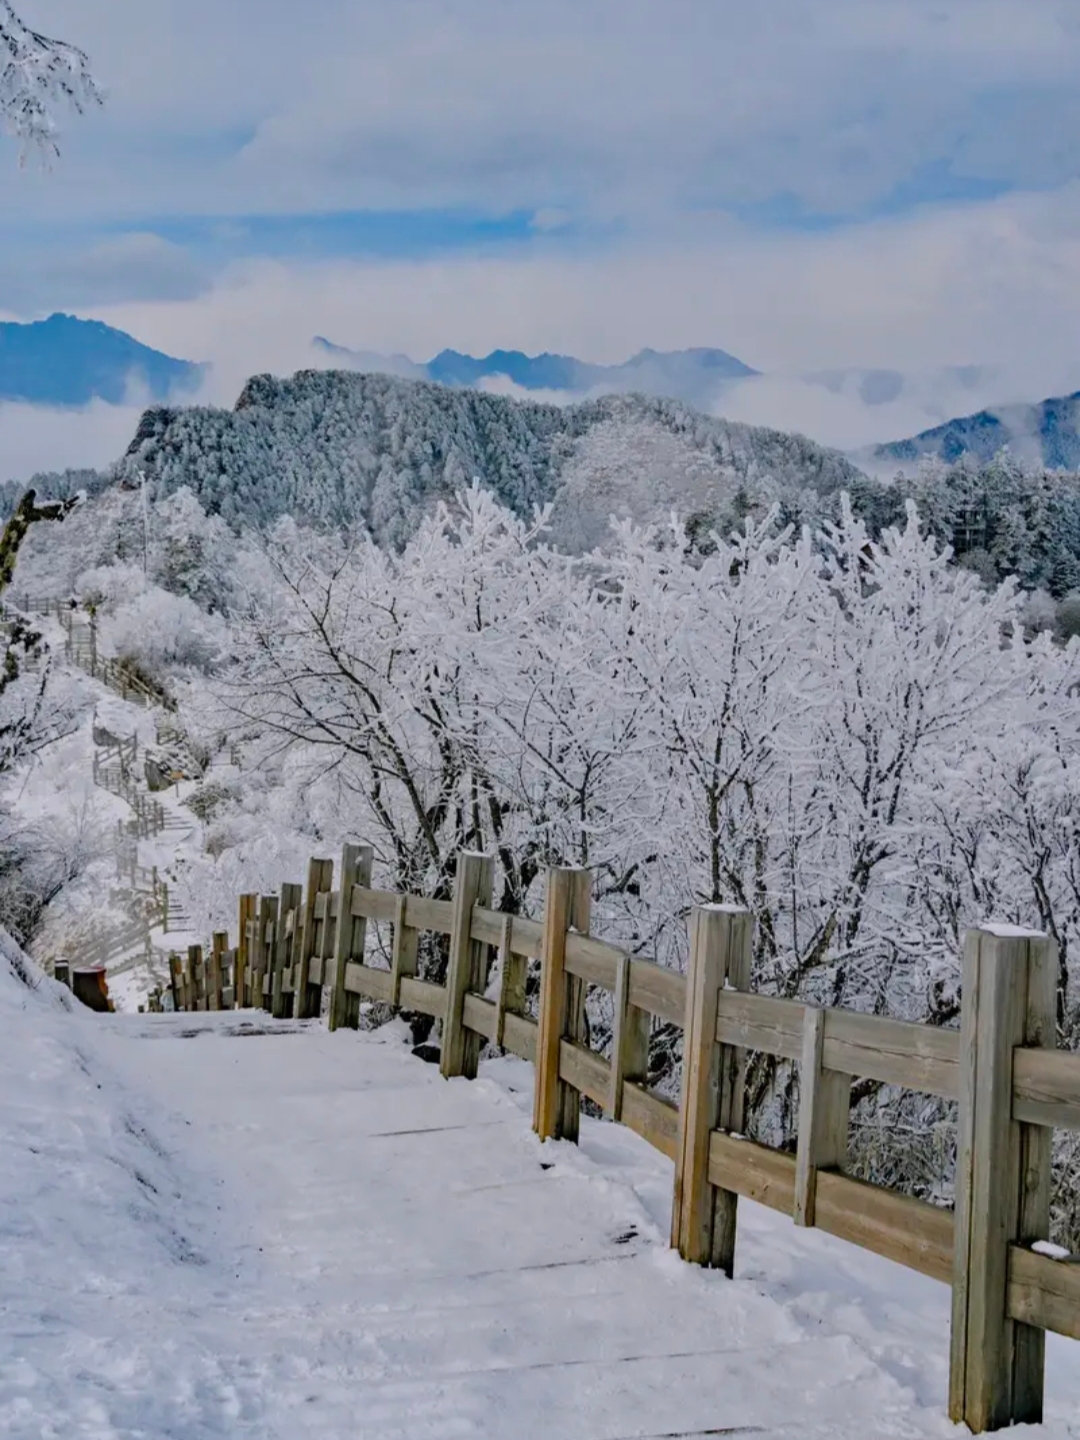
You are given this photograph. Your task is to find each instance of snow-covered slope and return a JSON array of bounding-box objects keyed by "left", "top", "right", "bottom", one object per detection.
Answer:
[
  {"left": 0, "top": 942, "right": 252, "bottom": 1435},
  {"left": 6, "top": 966, "right": 1079, "bottom": 1438}
]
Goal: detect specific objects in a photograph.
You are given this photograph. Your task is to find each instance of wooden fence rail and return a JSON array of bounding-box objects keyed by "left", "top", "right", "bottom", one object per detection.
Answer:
[
  {"left": 6, "top": 591, "right": 175, "bottom": 709},
  {"left": 164, "top": 850, "right": 1080, "bottom": 1433}
]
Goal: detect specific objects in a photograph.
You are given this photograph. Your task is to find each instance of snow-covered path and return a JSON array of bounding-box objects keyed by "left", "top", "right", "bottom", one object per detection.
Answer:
[{"left": 5, "top": 971, "right": 1080, "bottom": 1439}]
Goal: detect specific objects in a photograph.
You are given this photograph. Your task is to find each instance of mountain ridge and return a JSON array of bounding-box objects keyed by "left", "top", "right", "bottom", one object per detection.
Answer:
[
  {"left": 0, "top": 313, "right": 205, "bottom": 407},
  {"left": 310, "top": 338, "right": 758, "bottom": 406},
  {"left": 112, "top": 367, "right": 865, "bottom": 550},
  {"left": 876, "top": 389, "right": 1080, "bottom": 470}
]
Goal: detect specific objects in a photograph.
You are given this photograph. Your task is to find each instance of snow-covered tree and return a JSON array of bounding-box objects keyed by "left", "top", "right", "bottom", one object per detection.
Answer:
[
  {"left": 0, "top": 489, "right": 83, "bottom": 776},
  {"left": 20, "top": 473, "right": 1080, "bottom": 1235},
  {"left": 0, "top": 1, "right": 100, "bottom": 159}
]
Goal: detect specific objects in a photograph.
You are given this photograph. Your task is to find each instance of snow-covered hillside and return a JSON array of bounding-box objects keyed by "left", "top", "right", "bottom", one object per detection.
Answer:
[
  {"left": 108, "top": 370, "right": 865, "bottom": 547},
  {"left": 876, "top": 389, "right": 1080, "bottom": 471}
]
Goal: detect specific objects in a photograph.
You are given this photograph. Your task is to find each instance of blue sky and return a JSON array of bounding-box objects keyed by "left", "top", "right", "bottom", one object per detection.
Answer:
[{"left": 2, "top": 0, "right": 1080, "bottom": 459}]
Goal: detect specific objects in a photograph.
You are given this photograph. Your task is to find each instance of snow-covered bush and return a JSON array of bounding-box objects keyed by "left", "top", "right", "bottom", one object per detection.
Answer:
[
  {"left": 75, "top": 556, "right": 228, "bottom": 678},
  {"left": 1020, "top": 586, "right": 1057, "bottom": 635},
  {"left": 77, "top": 560, "right": 148, "bottom": 610},
  {"left": 0, "top": 797, "right": 111, "bottom": 948}
]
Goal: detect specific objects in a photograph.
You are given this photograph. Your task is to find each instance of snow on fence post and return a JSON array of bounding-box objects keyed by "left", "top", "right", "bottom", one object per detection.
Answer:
[
  {"left": 671, "top": 904, "right": 753, "bottom": 1272},
  {"left": 533, "top": 866, "right": 592, "bottom": 1143},
  {"left": 272, "top": 883, "right": 301, "bottom": 1019},
  {"left": 293, "top": 858, "right": 333, "bottom": 1020},
  {"left": 235, "top": 893, "right": 257, "bottom": 1008},
  {"left": 327, "top": 843, "right": 373, "bottom": 1033},
  {"left": 949, "top": 924, "right": 1056, "bottom": 1432},
  {"left": 441, "top": 851, "right": 495, "bottom": 1081}
]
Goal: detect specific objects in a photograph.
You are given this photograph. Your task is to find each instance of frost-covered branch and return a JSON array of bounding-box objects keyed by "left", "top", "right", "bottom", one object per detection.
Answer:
[{"left": 0, "top": 1, "right": 101, "bottom": 160}]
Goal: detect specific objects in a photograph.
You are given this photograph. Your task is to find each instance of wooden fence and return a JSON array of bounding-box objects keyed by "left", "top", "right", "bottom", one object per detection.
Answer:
[
  {"left": 96, "top": 735, "right": 171, "bottom": 835},
  {"left": 165, "top": 849, "right": 1080, "bottom": 1433},
  {"left": 7, "top": 591, "right": 175, "bottom": 710}
]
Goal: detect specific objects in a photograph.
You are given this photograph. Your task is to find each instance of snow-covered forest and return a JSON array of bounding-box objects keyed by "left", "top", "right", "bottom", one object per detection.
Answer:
[
  {"left": 7, "top": 464, "right": 1080, "bottom": 1243},
  {"left": 100, "top": 371, "right": 867, "bottom": 546},
  {"left": 13, "top": 372, "right": 1080, "bottom": 604}
]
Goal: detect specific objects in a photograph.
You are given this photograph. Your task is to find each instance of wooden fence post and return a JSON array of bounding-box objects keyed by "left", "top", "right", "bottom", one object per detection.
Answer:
[
  {"left": 441, "top": 851, "right": 495, "bottom": 1080},
  {"left": 793, "top": 1006, "right": 851, "bottom": 1228},
  {"left": 294, "top": 858, "right": 334, "bottom": 1019},
  {"left": 209, "top": 933, "right": 227, "bottom": 1012},
  {"left": 608, "top": 952, "right": 650, "bottom": 1123},
  {"left": 494, "top": 914, "right": 527, "bottom": 1051},
  {"left": 533, "top": 866, "right": 592, "bottom": 1142},
  {"left": 671, "top": 904, "right": 753, "bottom": 1272},
  {"left": 328, "top": 843, "right": 373, "bottom": 1033},
  {"left": 167, "top": 952, "right": 183, "bottom": 1010},
  {"left": 272, "top": 883, "right": 301, "bottom": 1019},
  {"left": 390, "top": 892, "right": 420, "bottom": 1009},
  {"left": 254, "top": 896, "right": 278, "bottom": 1011},
  {"left": 187, "top": 944, "right": 204, "bottom": 1011},
  {"left": 949, "top": 924, "right": 1056, "bottom": 1433},
  {"left": 245, "top": 905, "right": 259, "bottom": 1005},
  {"left": 235, "top": 893, "right": 256, "bottom": 1008}
]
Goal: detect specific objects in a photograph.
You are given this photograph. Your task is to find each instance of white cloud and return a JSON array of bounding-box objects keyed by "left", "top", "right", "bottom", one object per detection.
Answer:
[
  {"left": 88, "top": 183, "right": 1080, "bottom": 398},
  {"left": 3, "top": 156, "right": 1080, "bottom": 479},
  {"left": 0, "top": 233, "right": 211, "bottom": 313},
  {"left": 529, "top": 209, "right": 572, "bottom": 233},
  {"left": 6, "top": 0, "right": 1080, "bottom": 225},
  {"left": 0, "top": 398, "right": 144, "bottom": 484},
  {"left": 476, "top": 374, "right": 578, "bottom": 406},
  {"left": 716, "top": 371, "right": 987, "bottom": 453}
]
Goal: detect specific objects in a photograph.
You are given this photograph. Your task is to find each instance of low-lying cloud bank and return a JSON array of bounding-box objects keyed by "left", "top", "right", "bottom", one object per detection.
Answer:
[
  {"left": 5, "top": 179, "right": 1080, "bottom": 482},
  {"left": 0, "top": 398, "right": 146, "bottom": 486}
]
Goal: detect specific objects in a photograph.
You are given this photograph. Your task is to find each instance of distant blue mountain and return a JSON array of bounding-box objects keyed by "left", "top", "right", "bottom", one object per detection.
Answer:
[
  {"left": 312, "top": 338, "right": 757, "bottom": 407},
  {"left": 875, "top": 391, "right": 1080, "bottom": 470},
  {"left": 0, "top": 313, "right": 205, "bottom": 406}
]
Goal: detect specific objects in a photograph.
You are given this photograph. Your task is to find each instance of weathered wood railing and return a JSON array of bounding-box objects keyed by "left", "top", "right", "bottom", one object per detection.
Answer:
[{"left": 164, "top": 850, "right": 1080, "bottom": 1433}]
